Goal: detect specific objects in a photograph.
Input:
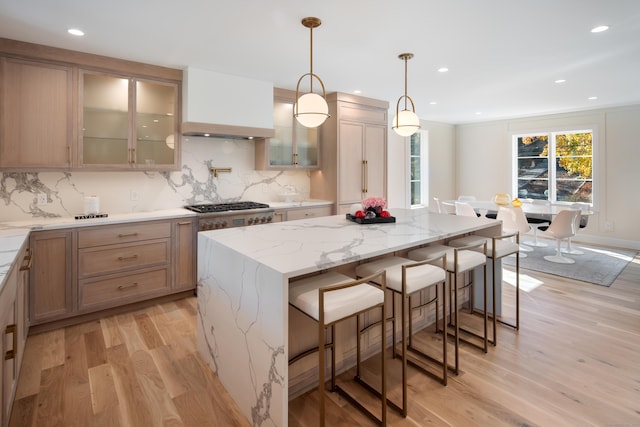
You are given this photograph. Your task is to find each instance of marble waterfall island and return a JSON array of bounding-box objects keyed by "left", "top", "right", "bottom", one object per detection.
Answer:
[{"left": 197, "top": 209, "right": 500, "bottom": 426}]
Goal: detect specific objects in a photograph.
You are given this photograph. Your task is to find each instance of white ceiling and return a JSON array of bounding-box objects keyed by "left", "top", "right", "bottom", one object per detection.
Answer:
[{"left": 1, "top": 0, "right": 639, "bottom": 124}]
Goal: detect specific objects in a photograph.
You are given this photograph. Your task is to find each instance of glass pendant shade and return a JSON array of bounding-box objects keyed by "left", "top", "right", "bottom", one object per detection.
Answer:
[
  {"left": 165, "top": 134, "right": 175, "bottom": 149},
  {"left": 294, "top": 17, "right": 330, "bottom": 128},
  {"left": 392, "top": 109, "right": 420, "bottom": 136},
  {"left": 295, "top": 92, "right": 329, "bottom": 128},
  {"left": 392, "top": 52, "right": 420, "bottom": 137}
]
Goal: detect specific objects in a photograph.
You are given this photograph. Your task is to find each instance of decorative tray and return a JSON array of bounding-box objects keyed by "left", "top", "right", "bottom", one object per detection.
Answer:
[{"left": 346, "top": 213, "right": 396, "bottom": 224}]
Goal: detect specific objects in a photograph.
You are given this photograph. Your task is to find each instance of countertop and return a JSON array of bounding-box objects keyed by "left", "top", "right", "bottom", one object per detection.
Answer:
[
  {"left": 266, "top": 199, "right": 333, "bottom": 209},
  {"left": 0, "top": 208, "right": 196, "bottom": 292},
  {"left": 199, "top": 207, "right": 499, "bottom": 278}
]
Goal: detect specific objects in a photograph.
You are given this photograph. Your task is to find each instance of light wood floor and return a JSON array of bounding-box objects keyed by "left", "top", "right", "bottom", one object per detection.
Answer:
[{"left": 10, "top": 253, "right": 640, "bottom": 426}]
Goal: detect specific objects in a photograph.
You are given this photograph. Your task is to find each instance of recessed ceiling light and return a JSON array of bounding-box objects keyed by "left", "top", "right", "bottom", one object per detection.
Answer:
[
  {"left": 67, "top": 28, "right": 85, "bottom": 36},
  {"left": 591, "top": 25, "right": 609, "bottom": 33},
  {"left": 429, "top": 101, "right": 437, "bottom": 105},
  {"left": 437, "top": 67, "right": 449, "bottom": 73},
  {"left": 353, "top": 90, "right": 362, "bottom": 94},
  {"left": 588, "top": 96, "right": 598, "bottom": 100},
  {"left": 554, "top": 79, "right": 566, "bottom": 84},
  {"left": 475, "top": 112, "right": 482, "bottom": 115}
]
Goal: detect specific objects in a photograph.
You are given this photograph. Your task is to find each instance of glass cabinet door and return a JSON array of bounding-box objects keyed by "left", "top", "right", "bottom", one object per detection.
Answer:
[
  {"left": 81, "top": 73, "right": 130, "bottom": 165},
  {"left": 80, "top": 71, "right": 178, "bottom": 169},
  {"left": 270, "top": 100, "right": 295, "bottom": 166},
  {"left": 268, "top": 98, "right": 319, "bottom": 168},
  {"left": 135, "top": 79, "right": 177, "bottom": 166}
]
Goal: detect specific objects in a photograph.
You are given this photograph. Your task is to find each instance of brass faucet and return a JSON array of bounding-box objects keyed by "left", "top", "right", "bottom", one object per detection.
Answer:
[{"left": 209, "top": 167, "right": 232, "bottom": 178}]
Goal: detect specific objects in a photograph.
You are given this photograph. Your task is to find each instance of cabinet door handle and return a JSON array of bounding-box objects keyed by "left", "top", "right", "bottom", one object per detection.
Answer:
[
  {"left": 117, "top": 254, "right": 138, "bottom": 261},
  {"left": 117, "top": 232, "right": 139, "bottom": 238},
  {"left": 293, "top": 153, "right": 298, "bottom": 166},
  {"left": 131, "top": 148, "right": 136, "bottom": 164},
  {"left": 363, "top": 160, "right": 369, "bottom": 193},
  {"left": 5, "top": 324, "right": 17, "bottom": 361},
  {"left": 66, "top": 146, "right": 71, "bottom": 165},
  {"left": 118, "top": 282, "right": 138, "bottom": 290},
  {"left": 20, "top": 248, "right": 33, "bottom": 271}
]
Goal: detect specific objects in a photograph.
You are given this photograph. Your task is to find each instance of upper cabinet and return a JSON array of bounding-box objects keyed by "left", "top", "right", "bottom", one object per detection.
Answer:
[
  {"left": 255, "top": 88, "right": 320, "bottom": 170},
  {"left": 79, "top": 71, "right": 179, "bottom": 169},
  {"left": 0, "top": 57, "right": 74, "bottom": 170},
  {"left": 0, "top": 38, "right": 182, "bottom": 172}
]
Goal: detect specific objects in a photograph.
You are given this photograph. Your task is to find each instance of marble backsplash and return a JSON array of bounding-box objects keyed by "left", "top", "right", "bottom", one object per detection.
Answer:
[{"left": 0, "top": 136, "right": 310, "bottom": 222}]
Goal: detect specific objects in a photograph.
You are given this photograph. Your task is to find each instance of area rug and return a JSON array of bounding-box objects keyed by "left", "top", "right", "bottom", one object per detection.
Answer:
[{"left": 502, "top": 242, "right": 637, "bottom": 287}]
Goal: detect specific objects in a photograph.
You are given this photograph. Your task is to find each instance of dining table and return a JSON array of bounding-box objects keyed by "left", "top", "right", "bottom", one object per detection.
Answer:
[{"left": 442, "top": 200, "right": 594, "bottom": 217}]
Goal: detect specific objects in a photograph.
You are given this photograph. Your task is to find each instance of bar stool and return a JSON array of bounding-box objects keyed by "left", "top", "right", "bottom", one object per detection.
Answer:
[
  {"left": 447, "top": 231, "right": 521, "bottom": 342},
  {"left": 289, "top": 271, "right": 387, "bottom": 426},
  {"left": 407, "top": 242, "right": 487, "bottom": 374},
  {"left": 354, "top": 254, "right": 447, "bottom": 417}
]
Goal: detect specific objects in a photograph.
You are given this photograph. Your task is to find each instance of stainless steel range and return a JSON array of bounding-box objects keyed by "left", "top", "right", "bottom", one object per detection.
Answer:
[{"left": 185, "top": 202, "right": 274, "bottom": 231}]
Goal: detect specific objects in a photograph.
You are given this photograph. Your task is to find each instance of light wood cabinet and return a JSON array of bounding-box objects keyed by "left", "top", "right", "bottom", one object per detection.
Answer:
[
  {"left": 77, "top": 221, "right": 171, "bottom": 312},
  {"left": 29, "top": 230, "right": 73, "bottom": 325},
  {"left": 284, "top": 205, "right": 332, "bottom": 221},
  {"left": 79, "top": 71, "right": 179, "bottom": 170},
  {"left": 0, "top": 57, "right": 74, "bottom": 170},
  {"left": 311, "top": 92, "right": 389, "bottom": 214},
  {"left": 28, "top": 217, "right": 195, "bottom": 330},
  {"left": 1, "top": 241, "right": 31, "bottom": 427},
  {"left": 173, "top": 218, "right": 196, "bottom": 291},
  {"left": 0, "top": 37, "right": 182, "bottom": 172},
  {"left": 255, "top": 88, "right": 320, "bottom": 170}
]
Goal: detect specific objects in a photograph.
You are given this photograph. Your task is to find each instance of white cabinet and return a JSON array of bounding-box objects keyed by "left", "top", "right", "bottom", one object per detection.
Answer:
[
  {"left": 255, "top": 88, "right": 320, "bottom": 170},
  {"left": 311, "top": 92, "right": 389, "bottom": 214}
]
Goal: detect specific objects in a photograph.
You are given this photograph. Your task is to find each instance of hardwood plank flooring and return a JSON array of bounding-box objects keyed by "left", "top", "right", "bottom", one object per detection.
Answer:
[{"left": 10, "top": 253, "right": 640, "bottom": 426}]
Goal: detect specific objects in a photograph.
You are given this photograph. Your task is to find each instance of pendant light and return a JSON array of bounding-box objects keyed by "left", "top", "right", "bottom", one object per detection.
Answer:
[
  {"left": 392, "top": 53, "right": 420, "bottom": 137},
  {"left": 294, "top": 17, "right": 330, "bottom": 128}
]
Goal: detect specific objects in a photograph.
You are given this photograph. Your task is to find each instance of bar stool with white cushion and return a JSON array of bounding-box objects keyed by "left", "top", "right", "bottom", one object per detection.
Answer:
[
  {"left": 406, "top": 242, "right": 487, "bottom": 374},
  {"left": 354, "top": 255, "right": 447, "bottom": 417},
  {"left": 542, "top": 209, "right": 580, "bottom": 264},
  {"left": 447, "top": 229, "right": 521, "bottom": 340},
  {"left": 289, "top": 271, "right": 387, "bottom": 426}
]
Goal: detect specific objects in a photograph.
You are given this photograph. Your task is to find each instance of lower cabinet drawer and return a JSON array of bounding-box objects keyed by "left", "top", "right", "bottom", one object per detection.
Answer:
[
  {"left": 78, "top": 239, "right": 170, "bottom": 278},
  {"left": 79, "top": 268, "right": 170, "bottom": 311}
]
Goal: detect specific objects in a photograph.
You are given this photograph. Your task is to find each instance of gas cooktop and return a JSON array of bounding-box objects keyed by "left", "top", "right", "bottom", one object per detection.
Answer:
[{"left": 185, "top": 202, "right": 270, "bottom": 214}]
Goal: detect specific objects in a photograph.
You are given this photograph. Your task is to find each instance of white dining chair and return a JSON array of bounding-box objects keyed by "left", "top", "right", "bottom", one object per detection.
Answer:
[
  {"left": 455, "top": 201, "right": 479, "bottom": 217},
  {"left": 561, "top": 203, "right": 589, "bottom": 255},
  {"left": 522, "top": 199, "right": 551, "bottom": 247},
  {"left": 543, "top": 209, "right": 580, "bottom": 264},
  {"left": 496, "top": 206, "right": 533, "bottom": 255}
]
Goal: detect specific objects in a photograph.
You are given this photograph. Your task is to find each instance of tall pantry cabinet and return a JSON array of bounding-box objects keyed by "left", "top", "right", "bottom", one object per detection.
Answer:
[{"left": 310, "top": 92, "right": 389, "bottom": 214}]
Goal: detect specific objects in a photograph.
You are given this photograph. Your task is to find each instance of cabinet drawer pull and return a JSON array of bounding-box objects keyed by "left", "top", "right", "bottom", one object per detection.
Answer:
[
  {"left": 20, "top": 248, "right": 33, "bottom": 271},
  {"left": 178, "top": 221, "right": 191, "bottom": 225},
  {"left": 118, "top": 282, "right": 138, "bottom": 290},
  {"left": 5, "top": 324, "right": 17, "bottom": 361},
  {"left": 117, "top": 232, "right": 139, "bottom": 238},
  {"left": 117, "top": 254, "right": 139, "bottom": 261}
]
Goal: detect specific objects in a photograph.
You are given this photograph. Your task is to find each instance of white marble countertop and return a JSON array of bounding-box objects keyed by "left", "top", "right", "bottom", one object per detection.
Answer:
[
  {"left": 200, "top": 207, "right": 499, "bottom": 279},
  {"left": 0, "top": 208, "right": 196, "bottom": 292}
]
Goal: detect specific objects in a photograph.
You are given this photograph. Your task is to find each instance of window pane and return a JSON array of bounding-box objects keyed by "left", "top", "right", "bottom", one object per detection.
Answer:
[
  {"left": 518, "top": 158, "right": 549, "bottom": 178},
  {"left": 517, "top": 179, "right": 548, "bottom": 199},
  {"left": 411, "top": 181, "right": 421, "bottom": 205},
  {"left": 556, "top": 180, "right": 592, "bottom": 203},
  {"left": 555, "top": 133, "right": 592, "bottom": 156},
  {"left": 517, "top": 135, "right": 548, "bottom": 157},
  {"left": 410, "top": 133, "right": 421, "bottom": 155},
  {"left": 555, "top": 157, "right": 592, "bottom": 179},
  {"left": 410, "top": 157, "right": 421, "bottom": 180}
]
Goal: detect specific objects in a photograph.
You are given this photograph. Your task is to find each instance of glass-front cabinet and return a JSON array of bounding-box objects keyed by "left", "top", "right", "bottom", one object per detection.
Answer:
[
  {"left": 80, "top": 71, "right": 179, "bottom": 169},
  {"left": 255, "top": 88, "right": 319, "bottom": 170}
]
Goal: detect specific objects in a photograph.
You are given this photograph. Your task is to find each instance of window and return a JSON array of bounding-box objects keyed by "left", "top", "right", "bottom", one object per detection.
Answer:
[
  {"left": 513, "top": 130, "right": 593, "bottom": 204},
  {"left": 410, "top": 130, "right": 428, "bottom": 207}
]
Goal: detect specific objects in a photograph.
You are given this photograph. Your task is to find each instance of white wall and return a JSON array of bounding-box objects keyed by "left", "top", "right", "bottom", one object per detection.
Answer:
[{"left": 454, "top": 104, "right": 640, "bottom": 250}]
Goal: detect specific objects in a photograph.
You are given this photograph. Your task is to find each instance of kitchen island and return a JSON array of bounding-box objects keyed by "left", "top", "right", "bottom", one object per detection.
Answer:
[{"left": 197, "top": 208, "right": 502, "bottom": 426}]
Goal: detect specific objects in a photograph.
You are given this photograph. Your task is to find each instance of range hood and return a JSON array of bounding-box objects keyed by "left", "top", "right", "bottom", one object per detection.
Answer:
[
  {"left": 181, "top": 122, "right": 274, "bottom": 140},
  {"left": 181, "top": 67, "right": 275, "bottom": 140}
]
